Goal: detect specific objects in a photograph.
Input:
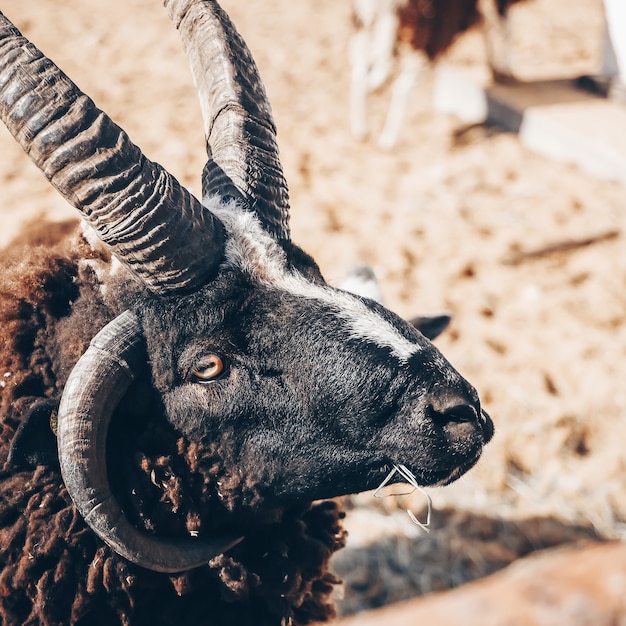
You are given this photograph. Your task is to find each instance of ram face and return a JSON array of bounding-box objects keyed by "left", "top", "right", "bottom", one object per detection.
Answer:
[{"left": 0, "top": 0, "right": 492, "bottom": 575}]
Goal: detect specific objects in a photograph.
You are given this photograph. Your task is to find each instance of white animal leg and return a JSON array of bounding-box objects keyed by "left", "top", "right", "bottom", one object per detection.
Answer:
[
  {"left": 366, "top": 5, "right": 400, "bottom": 91},
  {"left": 378, "top": 50, "right": 425, "bottom": 150},
  {"left": 479, "top": 0, "right": 514, "bottom": 82},
  {"left": 349, "top": 29, "right": 371, "bottom": 140},
  {"left": 350, "top": 0, "right": 401, "bottom": 141}
]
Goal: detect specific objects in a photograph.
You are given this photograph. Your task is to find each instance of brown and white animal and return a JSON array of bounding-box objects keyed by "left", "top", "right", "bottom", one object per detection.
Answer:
[
  {"left": 0, "top": 0, "right": 492, "bottom": 624},
  {"left": 349, "top": 0, "right": 524, "bottom": 148}
]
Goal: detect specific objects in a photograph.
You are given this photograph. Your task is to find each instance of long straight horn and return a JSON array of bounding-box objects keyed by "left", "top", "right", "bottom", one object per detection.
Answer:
[
  {"left": 0, "top": 11, "right": 225, "bottom": 295},
  {"left": 165, "top": 0, "right": 291, "bottom": 241}
]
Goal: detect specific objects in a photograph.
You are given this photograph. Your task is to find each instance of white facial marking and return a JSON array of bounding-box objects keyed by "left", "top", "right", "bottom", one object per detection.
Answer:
[{"left": 204, "top": 197, "right": 421, "bottom": 361}]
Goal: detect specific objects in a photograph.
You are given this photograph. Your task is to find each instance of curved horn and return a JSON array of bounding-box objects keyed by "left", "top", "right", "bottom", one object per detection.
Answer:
[
  {"left": 57, "top": 311, "right": 242, "bottom": 573},
  {"left": 165, "top": 0, "right": 291, "bottom": 241},
  {"left": 0, "top": 11, "right": 225, "bottom": 295}
]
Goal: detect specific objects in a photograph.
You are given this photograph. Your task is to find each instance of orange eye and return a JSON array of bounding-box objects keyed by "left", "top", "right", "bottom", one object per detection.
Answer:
[{"left": 191, "top": 354, "right": 225, "bottom": 382}]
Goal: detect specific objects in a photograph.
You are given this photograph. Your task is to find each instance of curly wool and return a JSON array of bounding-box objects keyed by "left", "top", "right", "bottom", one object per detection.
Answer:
[
  {"left": 0, "top": 221, "right": 347, "bottom": 625},
  {"left": 0, "top": 220, "right": 112, "bottom": 458},
  {"left": 0, "top": 460, "right": 345, "bottom": 625}
]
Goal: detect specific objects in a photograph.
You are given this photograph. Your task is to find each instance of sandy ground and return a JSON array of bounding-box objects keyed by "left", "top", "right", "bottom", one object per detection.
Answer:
[{"left": 1, "top": 0, "right": 625, "bottom": 615}]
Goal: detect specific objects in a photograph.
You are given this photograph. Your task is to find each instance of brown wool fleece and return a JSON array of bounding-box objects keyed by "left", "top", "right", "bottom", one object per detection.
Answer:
[{"left": 0, "top": 222, "right": 347, "bottom": 625}]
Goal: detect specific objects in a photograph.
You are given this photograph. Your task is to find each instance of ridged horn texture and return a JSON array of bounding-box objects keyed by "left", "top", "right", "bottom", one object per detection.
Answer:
[
  {"left": 165, "top": 0, "right": 291, "bottom": 241},
  {"left": 57, "top": 311, "right": 242, "bottom": 572},
  {"left": 0, "top": 11, "right": 225, "bottom": 295}
]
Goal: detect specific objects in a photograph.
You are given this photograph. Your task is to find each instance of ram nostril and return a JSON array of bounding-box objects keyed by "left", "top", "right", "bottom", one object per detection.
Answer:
[
  {"left": 481, "top": 408, "right": 495, "bottom": 442},
  {"left": 439, "top": 403, "right": 478, "bottom": 424}
]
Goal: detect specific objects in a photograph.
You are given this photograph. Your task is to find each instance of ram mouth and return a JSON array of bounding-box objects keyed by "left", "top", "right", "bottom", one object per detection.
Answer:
[
  {"left": 428, "top": 453, "right": 484, "bottom": 487},
  {"left": 373, "top": 448, "right": 483, "bottom": 491},
  {"left": 431, "top": 464, "right": 473, "bottom": 487}
]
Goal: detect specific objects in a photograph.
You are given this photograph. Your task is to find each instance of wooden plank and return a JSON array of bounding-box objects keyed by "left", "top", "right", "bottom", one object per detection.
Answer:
[{"left": 433, "top": 65, "right": 626, "bottom": 184}]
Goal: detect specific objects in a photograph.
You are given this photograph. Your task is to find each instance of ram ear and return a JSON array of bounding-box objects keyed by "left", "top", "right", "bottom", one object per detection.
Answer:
[
  {"left": 339, "top": 265, "right": 385, "bottom": 303},
  {"left": 8, "top": 398, "right": 60, "bottom": 470},
  {"left": 408, "top": 314, "right": 452, "bottom": 340}
]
